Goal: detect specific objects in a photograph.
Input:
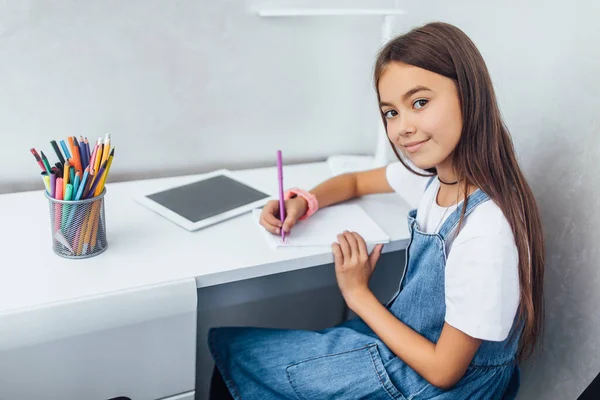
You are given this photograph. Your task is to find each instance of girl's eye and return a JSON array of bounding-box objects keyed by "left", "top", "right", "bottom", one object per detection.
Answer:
[
  {"left": 413, "top": 99, "right": 428, "bottom": 109},
  {"left": 383, "top": 109, "right": 398, "bottom": 119}
]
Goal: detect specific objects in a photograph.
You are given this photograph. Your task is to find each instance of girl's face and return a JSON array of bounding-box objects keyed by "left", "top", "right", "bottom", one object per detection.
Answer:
[{"left": 378, "top": 62, "right": 463, "bottom": 171}]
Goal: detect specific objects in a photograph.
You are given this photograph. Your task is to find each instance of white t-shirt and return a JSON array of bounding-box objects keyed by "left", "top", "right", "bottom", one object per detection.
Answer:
[{"left": 386, "top": 162, "right": 520, "bottom": 342}]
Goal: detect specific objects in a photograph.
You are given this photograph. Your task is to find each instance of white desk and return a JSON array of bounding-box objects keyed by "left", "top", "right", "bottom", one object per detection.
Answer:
[{"left": 0, "top": 161, "right": 412, "bottom": 400}]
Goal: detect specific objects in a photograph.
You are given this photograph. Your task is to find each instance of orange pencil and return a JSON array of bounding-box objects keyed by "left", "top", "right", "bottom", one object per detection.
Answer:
[
  {"left": 75, "top": 137, "right": 84, "bottom": 174},
  {"left": 72, "top": 225, "right": 82, "bottom": 255},
  {"left": 90, "top": 209, "right": 100, "bottom": 250},
  {"left": 69, "top": 136, "right": 83, "bottom": 174},
  {"left": 82, "top": 201, "right": 99, "bottom": 254},
  {"left": 68, "top": 137, "right": 76, "bottom": 161},
  {"left": 77, "top": 208, "right": 90, "bottom": 255}
]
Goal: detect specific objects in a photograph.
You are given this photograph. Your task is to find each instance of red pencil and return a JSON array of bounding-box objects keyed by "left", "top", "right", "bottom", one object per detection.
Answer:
[{"left": 30, "top": 148, "right": 47, "bottom": 172}]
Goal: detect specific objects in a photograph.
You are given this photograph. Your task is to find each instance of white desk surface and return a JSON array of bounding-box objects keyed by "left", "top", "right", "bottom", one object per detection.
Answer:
[{"left": 0, "top": 162, "right": 412, "bottom": 315}]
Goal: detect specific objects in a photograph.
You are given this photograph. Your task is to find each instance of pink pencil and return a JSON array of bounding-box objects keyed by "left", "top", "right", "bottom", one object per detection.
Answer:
[
  {"left": 88, "top": 140, "right": 99, "bottom": 172},
  {"left": 54, "top": 178, "right": 63, "bottom": 233}
]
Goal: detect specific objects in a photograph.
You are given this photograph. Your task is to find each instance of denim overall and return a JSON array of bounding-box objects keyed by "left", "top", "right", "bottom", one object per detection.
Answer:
[{"left": 209, "top": 182, "right": 521, "bottom": 399}]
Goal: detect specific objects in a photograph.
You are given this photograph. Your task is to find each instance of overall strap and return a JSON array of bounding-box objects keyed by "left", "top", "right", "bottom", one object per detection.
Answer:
[
  {"left": 425, "top": 176, "right": 436, "bottom": 191},
  {"left": 438, "top": 189, "right": 490, "bottom": 240}
]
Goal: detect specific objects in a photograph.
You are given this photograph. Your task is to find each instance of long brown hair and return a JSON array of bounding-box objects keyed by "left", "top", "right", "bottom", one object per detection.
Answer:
[{"left": 374, "top": 22, "right": 545, "bottom": 360}]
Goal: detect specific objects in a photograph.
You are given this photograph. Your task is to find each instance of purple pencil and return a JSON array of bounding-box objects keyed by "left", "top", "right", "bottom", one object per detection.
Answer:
[
  {"left": 50, "top": 170, "right": 56, "bottom": 198},
  {"left": 277, "top": 150, "right": 286, "bottom": 242},
  {"left": 79, "top": 138, "right": 88, "bottom": 170},
  {"left": 85, "top": 137, "right": 91, "bottom": 163},
  {"left": 86, "top": 159, "right": 108, "bottom": 199},
  {"left": 81, "top": 136, "right": 90, "bottom": 168}
]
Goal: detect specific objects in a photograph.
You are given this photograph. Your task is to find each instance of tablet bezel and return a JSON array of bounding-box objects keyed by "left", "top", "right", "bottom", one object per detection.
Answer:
[{"left": 135, "top": 169, "right": 274, "bottom": 231}]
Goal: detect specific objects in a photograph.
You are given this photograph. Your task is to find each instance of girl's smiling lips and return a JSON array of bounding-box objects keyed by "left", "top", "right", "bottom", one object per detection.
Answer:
[{"left": 403, "top": 139, "right": 429, "bottom": 153}]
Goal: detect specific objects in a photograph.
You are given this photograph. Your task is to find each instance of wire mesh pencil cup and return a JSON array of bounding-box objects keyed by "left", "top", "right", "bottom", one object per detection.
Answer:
[{"left": 45, "top": 188, "right": 108, "bottom": 259}]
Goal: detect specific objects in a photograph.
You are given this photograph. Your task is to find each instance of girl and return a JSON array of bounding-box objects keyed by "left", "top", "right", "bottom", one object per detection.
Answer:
[{"left": 209, "top": 21, "right": 545, "bottom": 399}]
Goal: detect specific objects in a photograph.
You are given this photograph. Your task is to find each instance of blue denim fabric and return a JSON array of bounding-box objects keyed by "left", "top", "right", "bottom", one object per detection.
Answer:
[{"left": 209, "top": 181, "right": 521, "bottom": 399}]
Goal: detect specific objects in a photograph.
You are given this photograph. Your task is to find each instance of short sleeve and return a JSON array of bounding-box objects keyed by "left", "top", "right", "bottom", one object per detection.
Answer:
[
  {"left": 444, "top": 223, "right": 520, "bottom": 342},
  {"left": 385, "top": 162, "right": 430, "bottom": 209}
]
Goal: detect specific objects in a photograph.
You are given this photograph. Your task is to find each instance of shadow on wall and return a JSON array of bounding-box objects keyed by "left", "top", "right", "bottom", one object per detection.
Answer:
[{"left": 517, "top": 136, "right": 598, "bottom": 399}]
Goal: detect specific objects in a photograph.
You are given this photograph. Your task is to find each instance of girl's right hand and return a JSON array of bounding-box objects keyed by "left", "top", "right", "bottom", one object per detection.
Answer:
[{"left": 259, "top": 196, "right": 308, "bottom": 235}]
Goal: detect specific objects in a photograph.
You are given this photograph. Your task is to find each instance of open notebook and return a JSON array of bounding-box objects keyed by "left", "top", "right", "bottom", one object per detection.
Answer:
[{"left": 252, "top": 203, "right": 390, "bottom": 249}]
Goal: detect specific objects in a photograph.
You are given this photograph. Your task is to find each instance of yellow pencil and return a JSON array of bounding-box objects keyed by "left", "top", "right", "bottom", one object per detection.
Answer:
[
  {"left": 100, "top": 133, "right": 111, "bottom": 165},
  {"left": 82, "top": 202, "right": 99, "bottom": 254},
  {"left": 42, "top": 174, "right": 51, "bottom": 194},
  {"left": 77, "top": 214, "right": 88, "bottom": 255},
  {"left": 63, "top": 160, "right": 70, "bottom": 196},
  {"left": 90, "top": 147, "right": 114, "bottom": 249},
  {"left": 94, "top": 140, "right": 103, "bottom": 176},
  {"left": 95, "top": 148, "right": 114, "bottom": 197}
]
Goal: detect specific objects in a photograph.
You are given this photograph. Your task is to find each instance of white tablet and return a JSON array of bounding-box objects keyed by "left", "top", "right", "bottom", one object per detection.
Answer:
[{"left": 136, "top": 169, "right": 273, "bottom": 231}]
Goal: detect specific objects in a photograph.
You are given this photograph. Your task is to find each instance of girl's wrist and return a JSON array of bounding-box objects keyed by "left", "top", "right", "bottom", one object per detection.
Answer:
[
  {"left": 284, "top": 188, "right": 319, "bottom": 219},
  {"left": 345, "top": 287, "right": 375, "bottom": 313},
  {"left": 291, "top": 196, "right": 308, "bottom": 217}
]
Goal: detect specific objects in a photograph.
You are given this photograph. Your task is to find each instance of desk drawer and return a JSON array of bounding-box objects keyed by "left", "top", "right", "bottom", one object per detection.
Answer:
[{"left": 0, "top": 279, "right": 197, "bottom": 400}]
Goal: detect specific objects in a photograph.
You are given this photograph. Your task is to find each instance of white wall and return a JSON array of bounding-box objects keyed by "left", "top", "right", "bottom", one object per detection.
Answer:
[{"left": 0, "top": 0, "right": 390, "bottom": 194}]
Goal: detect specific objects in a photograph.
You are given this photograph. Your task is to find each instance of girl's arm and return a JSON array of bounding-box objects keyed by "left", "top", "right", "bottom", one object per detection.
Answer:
[
  {"left": 262, "top": 167, "right": 394, "bottom": 234},
  {"left": 310, "top": 167, "right": 394, "bottom": 208},
  {"left": 348, "top": 291, "right": 481, "bottom": 390}
]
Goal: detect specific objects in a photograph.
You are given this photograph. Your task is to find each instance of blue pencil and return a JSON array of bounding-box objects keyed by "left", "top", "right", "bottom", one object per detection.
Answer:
[
  {"left": 66, "top": 168, "right": 89, "bottom": 228},
  {"left": 75, "top": 168, "right": 89, "bottom": 201},
  {"left": 73, "top": 173, "right": 81, "bottom": 196},
  {"left": 60, "top": 140, "right": 71, "bottom": 159}
]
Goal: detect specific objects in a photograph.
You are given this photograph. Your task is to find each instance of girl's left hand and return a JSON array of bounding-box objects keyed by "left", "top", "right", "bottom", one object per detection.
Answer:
[{"left": 332, "top": 231, "right": 384, "bottom": 304}]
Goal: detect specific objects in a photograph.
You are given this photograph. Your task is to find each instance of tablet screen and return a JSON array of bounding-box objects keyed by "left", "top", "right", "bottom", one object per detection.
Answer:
[{"left": 146, "top": 175, "right": 270, "bottom": 223}]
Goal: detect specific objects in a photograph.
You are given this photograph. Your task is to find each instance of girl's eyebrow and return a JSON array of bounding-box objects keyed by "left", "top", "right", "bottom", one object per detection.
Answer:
[{"left": 379, "top": 85, "right": 433, "bottom": 108}]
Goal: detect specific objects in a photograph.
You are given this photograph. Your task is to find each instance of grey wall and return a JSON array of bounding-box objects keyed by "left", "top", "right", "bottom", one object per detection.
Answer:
[
  {"left": 2, "top": 0, "right": 599, "bottom": 399},
  {"left": 396, "top": 1, "right": 600, "bottom": 399}
]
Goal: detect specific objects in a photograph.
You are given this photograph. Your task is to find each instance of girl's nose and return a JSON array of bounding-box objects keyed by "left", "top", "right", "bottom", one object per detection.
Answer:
[{"left": 396, "top": 116, "right": 416, "bottom": 138}]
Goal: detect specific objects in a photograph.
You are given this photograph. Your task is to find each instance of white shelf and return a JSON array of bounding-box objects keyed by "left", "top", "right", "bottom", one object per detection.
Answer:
[{"left": 257, "top": 8, "right": 407, "bottom": 17}]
